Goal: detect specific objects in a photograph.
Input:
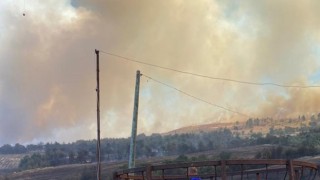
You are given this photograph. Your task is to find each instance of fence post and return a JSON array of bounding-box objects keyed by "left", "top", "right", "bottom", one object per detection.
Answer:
[
  {"left": 288, "top": 160, "right": 295, "bottom": 180},
  {"left": 146, "top": 165, "right": 152, "bottom": 180},
  {"left": 221, "top": 160, "right": 227, "bottom": 180}
]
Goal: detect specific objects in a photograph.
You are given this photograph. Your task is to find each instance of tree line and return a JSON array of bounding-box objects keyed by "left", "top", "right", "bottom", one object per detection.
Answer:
[
  {"left": 16, "top": 128, "right": 240, "bottom": 170},
  {"left": 0, "top": 114, "right": 320, "bottom": 171}
]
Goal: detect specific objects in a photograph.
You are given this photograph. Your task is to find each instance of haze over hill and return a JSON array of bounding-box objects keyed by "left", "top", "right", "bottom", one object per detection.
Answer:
[
  {"left": 1, "top": 114, "right": 320, "bottom": 179},
  {"left": 164, "top": 114, "right": 316, "bottom": 136},
  {"left": 1, "top": 0, "right": 320, "bottom": 146}
]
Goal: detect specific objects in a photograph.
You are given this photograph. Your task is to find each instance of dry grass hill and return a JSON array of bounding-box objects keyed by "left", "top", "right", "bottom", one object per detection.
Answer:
[{"left": 164, "top": 116, "right": 311, "bottom": 136}]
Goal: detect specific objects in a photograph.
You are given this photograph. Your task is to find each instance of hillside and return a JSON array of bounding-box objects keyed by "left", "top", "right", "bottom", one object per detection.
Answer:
[
  {"left": 2, "top": 143, "right": 320, "bottom": 180},
  {"left": 0, "top": 154, "right": 24, "bottom": 170},
  {"left": 1, "top": 115, "right": 320, "bottom": 179},
  {"left": 0, "top": 154, "right": 27, "bottom": 175},
  {"left": 0, "top": 144, "right": 291, "bottom": 180},
  {"left": 163, "top": 122, "right": 235, "bottom": 135},
  {"left": 164, "top": 116, "right": 314, "bottom": 136}
]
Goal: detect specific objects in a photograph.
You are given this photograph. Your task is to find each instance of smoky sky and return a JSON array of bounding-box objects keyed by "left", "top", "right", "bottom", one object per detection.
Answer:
[{"left": 0, "top": 0, "right": 320, "bottom": 145}]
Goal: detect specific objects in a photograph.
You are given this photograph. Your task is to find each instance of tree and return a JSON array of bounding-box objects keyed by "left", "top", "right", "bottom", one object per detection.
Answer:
[
  {"left": 0, "top": 144, "right": 13, "bottom": 154},
  {"left": 45, "top": 147, "right": 67, "bottom": 166},
  {"left": 284, "top": 127, "right": 295, "bottom": 135},
  {"left": 254, "top": 118, "right": 260, "bottom": 126},
  {"left": 206, "top": 141, "right": 213, "bottom": 150},
  {"left": 14, "top": 143, "right": 27, "bottom": 154},
  {"left": 309, "top": 121, "right": 317, "bottom": 127},
  {"left": 19, "top": 153, "right": 47, "bottom": 170},
  {"left": 166, "top": 142, "right": 177, "bottom": 153},
  {"left": 68, "top": 151, "right": 75, "bottom": 164},
  {"left": 269, "top": 126, "right": 275, "bottom": 135},
  {"left": 77, "top": 149, "right": 89, "bottom": 163},
  {"left": 27, "top": 144, "right": 43, "bottom": 152},
  {"left": 246, "top": 118, "right": 254, "bottom": 128},
  {"left": 178, "top": 143, "right": 190, "bottom": 154},
  {"left": 198, "top": 141, "right": 205, "bottom": 151}
]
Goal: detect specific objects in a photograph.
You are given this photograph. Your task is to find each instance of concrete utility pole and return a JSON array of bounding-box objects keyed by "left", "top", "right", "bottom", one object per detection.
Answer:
[
  {"left": 128, "top": 70, "right": 141, "bottom": 169},
  {"left": 95, "top": 49, "right": 101, "bottom": 180}
]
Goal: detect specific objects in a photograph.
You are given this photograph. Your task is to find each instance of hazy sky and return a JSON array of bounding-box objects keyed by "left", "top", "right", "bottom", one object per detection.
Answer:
[{"left": 1, "top": 0, "right": 320, "bottom": 145}]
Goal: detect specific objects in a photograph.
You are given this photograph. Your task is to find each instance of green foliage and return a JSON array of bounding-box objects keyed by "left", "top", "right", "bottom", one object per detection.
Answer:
[
  {"left": 68, "top": 151, "right": 75, "bottom": 163},
  {"left": 256, "top": 145, "right": 319, "bottom": 160},
  {"left": 19, "top": 153, "right": 48, "bottom": 170},
  {"left": 14, "top": 118, "right": 320, "bottom": 171},
  {"left": 175, "top": 154, "right": 188, "bottom": 162},
  {"left": 77, "top": 149, "right": 89, "bottom": 163},
  {"left": 45, "top": 144, "right": 68, "bottom": 166},
  {"left": 0, "top": 143, "right": 27, "bottom": 154},
  {"left": 255, "top": 148, "right": 272, "bottom": 159},
  {"left": 219, "top": 151, "right": 232, "bottom": 160}
]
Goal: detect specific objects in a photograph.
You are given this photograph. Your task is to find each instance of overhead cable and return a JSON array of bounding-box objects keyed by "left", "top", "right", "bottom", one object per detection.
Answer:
[
  {"left": 99, "top": 50, "right": 320, "bottom": 88},
  {"left": 142, "top": 74, "right": 250, "bottom": 117}
]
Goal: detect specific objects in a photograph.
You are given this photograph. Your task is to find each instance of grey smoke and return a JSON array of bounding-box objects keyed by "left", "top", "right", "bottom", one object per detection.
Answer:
[{"left": 0, "top": 0, "right": 319, "bottom": 145}]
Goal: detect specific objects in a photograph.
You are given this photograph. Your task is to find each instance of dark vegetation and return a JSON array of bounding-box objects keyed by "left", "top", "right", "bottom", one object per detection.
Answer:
[
  {"left": 1, "top": 114, "right": 320, "bottom": 172},
  {"left": 15, "top": 129, "right": 238, "bottom": 170},
  {"left": 0, "top": 143, "right": 29, "bottom": 154}
]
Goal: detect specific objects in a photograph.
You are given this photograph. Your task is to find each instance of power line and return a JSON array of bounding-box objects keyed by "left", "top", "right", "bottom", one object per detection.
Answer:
[
  {"left": 142, "top": 74, "right": 250, "bottom": 117},
  {"left": 99, "top": 50, "right": 320, "bottom": 88}
]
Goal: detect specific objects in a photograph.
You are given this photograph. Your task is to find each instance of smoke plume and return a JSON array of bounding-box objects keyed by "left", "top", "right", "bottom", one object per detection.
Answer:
[{"left": 0, "top": 0, "right": 320, "bottom": 145}]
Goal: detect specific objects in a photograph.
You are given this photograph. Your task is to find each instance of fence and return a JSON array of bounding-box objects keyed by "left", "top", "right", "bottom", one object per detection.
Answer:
[{"left": 113, "top": 159, "right": 319, "bottom": 180}]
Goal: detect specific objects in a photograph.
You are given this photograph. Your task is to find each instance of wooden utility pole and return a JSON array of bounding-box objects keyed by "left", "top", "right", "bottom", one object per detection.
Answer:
[
  {"left": 95, "top": 49, "right": 101, "bottom": 180},
  {"left": 128, "top": 70, "right": 141, "bottom": 169}
]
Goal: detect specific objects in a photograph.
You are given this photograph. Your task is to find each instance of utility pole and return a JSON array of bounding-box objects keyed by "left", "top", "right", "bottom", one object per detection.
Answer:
[
  {"left": 128, "top": 70, "right": 141, "bottom": 169},
  {"left": 95, "top": 49, "right": 101, "bottom": 180}
]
